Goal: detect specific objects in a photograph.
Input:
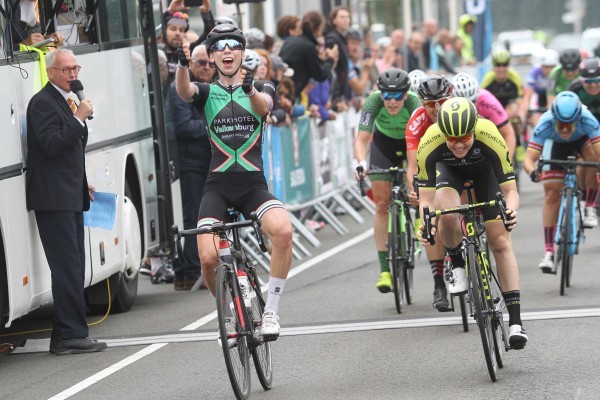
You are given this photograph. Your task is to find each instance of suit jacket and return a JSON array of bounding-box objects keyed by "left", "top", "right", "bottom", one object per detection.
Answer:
[{"left": 26, "top": 83, "right": 90, "bottom": 212}]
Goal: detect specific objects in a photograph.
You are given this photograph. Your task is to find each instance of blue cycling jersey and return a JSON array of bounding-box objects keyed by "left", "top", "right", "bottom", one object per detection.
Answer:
[
  {"left": 528, "top": 108, "right": 600, "bottom": 151},
  {"left": 526, "top": 67, "right": 548, "bottom": 95}
]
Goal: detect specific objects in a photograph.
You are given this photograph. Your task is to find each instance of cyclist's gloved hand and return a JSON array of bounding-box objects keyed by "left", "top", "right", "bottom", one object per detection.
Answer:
[
  {"left": 529, "top": 170, "right": 541, "bottom": 183},
  {"left": 241, "top": 68, "right": 255, "bottom": 94},
  {"left": 177, "top": 46, "right": 190, "bottom": 68}
]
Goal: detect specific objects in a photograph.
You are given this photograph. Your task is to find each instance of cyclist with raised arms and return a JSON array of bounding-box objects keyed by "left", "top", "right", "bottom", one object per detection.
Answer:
[
  {"left": 546, "top": 49, "right": 581, "bottom": 105},
  {"left": 354, "top": 68, "right": 422, "bottom": 293},
  {"left": 566, "top": 57, "right": 600, "bottom": 228},
  {"left": 405, "top": 74, "right": 453, "bottom": 311},
  {"left": 523, "top": 92, "right": 600, "bottom": 272},
  {"left": 176, "top": 24, "right": 292, "bottom": 341},
  {"left": 452, "top": 72, "right": 517, "bottom": 159},
  {"left": 481, "top": 49, "right": 523, "bottom": 124},
  {"left": 416, "top": 98, "right": 527, "bottom": 349}
]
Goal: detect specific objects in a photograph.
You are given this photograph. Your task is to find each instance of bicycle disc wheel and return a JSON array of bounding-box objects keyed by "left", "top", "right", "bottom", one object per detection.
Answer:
[
  {"left": 248, "top": 269, "right": 273, "bottom": 390},
  {"left": 467, "top": 246, "right": 498, "bottom": 382},
  {"left": 216, "top": 265, "right": 251, "bottom": 400},
  {"left": 389, "top": 206, "right": 404, "bottom": 314},
  {"left": 560, "top": 189, "right": 572, "bottom": 296}
]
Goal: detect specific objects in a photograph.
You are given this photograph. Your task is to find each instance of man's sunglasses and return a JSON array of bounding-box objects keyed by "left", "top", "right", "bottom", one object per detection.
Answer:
[
  {"left": 582, "top": 77, "right": 600, "bottom": 85},
  {"left": 382, "top": 91, "right": 405, "bottom": 101},
  {"left": 192, "top": 59, "right": 214, "bottom": 67},
  {"left": 445, "top": 132, "right": 474, "bottom": 144},
  {"left": 555, "top": 121, "right": 576, "bottom": 132},
  {"left": 211, "top": 39, "right": 244, "bottom": 52},
  {"left": 423, "top": 97, "right": 449, "bottom": 108},
  {"left": 494, "top": 63, "right": 509, "bottom": 68}
]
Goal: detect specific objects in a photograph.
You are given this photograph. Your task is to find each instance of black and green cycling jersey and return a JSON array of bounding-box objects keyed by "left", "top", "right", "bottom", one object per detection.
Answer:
[
  {"left": 358, "top": 90, "right": 421, "bottom": 139},
  {"left": 567, "top": 80, "right": 600, "bottom": 121},
  {"left": 191, "top": 80, "right": 276, "bottom": 173}
]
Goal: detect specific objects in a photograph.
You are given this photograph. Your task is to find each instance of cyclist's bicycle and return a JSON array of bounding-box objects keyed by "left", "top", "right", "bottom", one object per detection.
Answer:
[
  {"left": 422, "top": 192, "right": 514, "bottom": 382},
  {"left": 535, "top": 156, "right": 600, "bottom": 295},
  {"left": 358, "top": 166, "right": 416, "bottom": 313},
  {"left": 172, "top": 211, "right": 272, "bottom": 400}
]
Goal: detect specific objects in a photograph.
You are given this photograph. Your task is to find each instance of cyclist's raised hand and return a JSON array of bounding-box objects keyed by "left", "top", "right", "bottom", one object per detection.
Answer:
[{"left": 240, "top": 67, "right": 255, "bottom": 94}]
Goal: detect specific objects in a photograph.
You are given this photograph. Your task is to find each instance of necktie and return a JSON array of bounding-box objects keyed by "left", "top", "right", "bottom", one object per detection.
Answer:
[{"left": 67, "top": 96, "right": 77, "bottom": 113}]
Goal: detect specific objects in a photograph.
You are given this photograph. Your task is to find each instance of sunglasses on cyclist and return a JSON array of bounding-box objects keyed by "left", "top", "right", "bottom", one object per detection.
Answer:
[
  {"left": 381, "top": 91, "right": 405, "bottom": 101},
  {"left": 211, "top": 39, "right": 244, "bottom": 52},
  {"left": 555, "top": 121, "right": 576, "bottom": 133},
  {"left": 494, "top": 63, "right": 509, "bottom": 68},
  {"left": 423, "top": 97, "right": 449, "bottom": 108},
  {"left": 582, "top": 77, "right": 600, "bottom": 85},
  {"left": 445, "top": 132, "right": 474, "bottom": 144}
]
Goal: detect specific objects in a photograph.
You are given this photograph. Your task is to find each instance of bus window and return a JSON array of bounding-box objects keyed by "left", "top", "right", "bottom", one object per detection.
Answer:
[{"left": 98, "top": 0, "right": 141, "bottom": 42}]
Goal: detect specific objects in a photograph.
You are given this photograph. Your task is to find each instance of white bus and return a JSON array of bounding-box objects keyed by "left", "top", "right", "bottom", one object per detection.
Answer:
[{"left": 0, "top": 0, "right": 175, "bottom": 331}]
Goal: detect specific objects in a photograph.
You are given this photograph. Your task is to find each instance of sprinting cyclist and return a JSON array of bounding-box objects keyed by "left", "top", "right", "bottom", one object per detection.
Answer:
[
  {"left": 519, "top": 49, "right": 559, "bottom": 128},
  {"left": 452, "top": 72, "right": 517, "bottom": 159},
  {"left": 566, "top": 57, "right": 600, "bottom": 228},
  {"left": 481, "top": 49, "right": 523, "bottom": 123},
  {"left": 405, "top": 74, "right": 453, "bottom": 311},
  {"left": 523, "top": 92, "right": 600, "bottom": 272},
  {"left": 416, "top": 98, "right": 527, "bottom": 349},
  {"left": 354, "top": 69, "right": 421, "bottom": 293},
  {"left": 176, "top": 24, "right": 292, "bottom": 341},
  {"left": 547, "top": 48, "right": 581, "bottom": 105}
]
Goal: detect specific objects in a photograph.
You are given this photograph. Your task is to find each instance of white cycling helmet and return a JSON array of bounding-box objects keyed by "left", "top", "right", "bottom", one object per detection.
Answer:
[
  {"left": 539, "top": 49, "right": 559, "bottom": 67},
  {"left": 242, "top": 49, "right": 261, "bottom": 71},
  {"left": 408, "top": 69, "right": 427, "bottom": 93},
  {"left": 452, "top": 72, "right": 480, "bottom": 102}
]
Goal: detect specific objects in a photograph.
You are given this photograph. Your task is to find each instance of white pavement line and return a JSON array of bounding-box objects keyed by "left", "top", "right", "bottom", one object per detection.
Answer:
[
  {"left": 47, "top": 343, "right": 168, "bottom": 400},
  {"left": 49, "top": 228, "right": 374, "bottom": 399}
]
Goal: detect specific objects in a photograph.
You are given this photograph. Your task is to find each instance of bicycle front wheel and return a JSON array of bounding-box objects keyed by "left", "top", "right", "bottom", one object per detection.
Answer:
[
  {"left": 402, "top": 209, "right": 414, "bottom": 305},
  {"left": 560, "top": 189, "right": 573, "bottom": 296},
  {"left": 248, "top": 269, "right": 273, "bottom": 390},
  {"left": 467, "top": 245, "right": 498, "bottom": 382},
  {"left": 216, "top": 265, "right": 251, "bottom": 400},
  {"left": 458, "top": 293, "right": 469, "bottom": 333},
  {"left": 389, "top": 205, "right": 404, "bottom": 314}
]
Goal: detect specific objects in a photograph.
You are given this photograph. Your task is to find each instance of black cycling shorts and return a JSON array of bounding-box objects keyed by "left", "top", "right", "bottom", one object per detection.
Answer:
[
  {"left": 197, "top": 172, "right": 284, "bottom": 228},
  {"left": 541, "top": 137, "right": 589, "bottom": 181},
  {"left": 369, "top": 129, "right": 407, "bottom": 182},
  {"left": 435, "top": 161, "right": 502, "bottom": 222}
]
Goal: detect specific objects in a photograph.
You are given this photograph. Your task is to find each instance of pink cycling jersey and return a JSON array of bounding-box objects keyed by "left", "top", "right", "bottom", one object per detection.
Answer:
[{"left": 475, "top": 88, "right": 509, "bottom": 128}]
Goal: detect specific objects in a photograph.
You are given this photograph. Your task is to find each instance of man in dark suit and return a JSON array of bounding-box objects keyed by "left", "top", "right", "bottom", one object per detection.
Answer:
[{"left": 26, "top": 48, "right": 106, "bottom": 355}]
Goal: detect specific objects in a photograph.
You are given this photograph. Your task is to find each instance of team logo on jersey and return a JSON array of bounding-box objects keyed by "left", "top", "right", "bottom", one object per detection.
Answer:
[
  {"left": 473, "top": 148, "right": 481, "bottom": 155},
  {"left": 360, "top": 112, "right": 372, "bottom": 126}
]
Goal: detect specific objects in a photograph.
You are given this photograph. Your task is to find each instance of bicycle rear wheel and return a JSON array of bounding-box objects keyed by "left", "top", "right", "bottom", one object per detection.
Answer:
[
  {"left": 216, "top": 265, "right": 251, "bottom": 400},
  {"left": 389, "top": 206, "right": 404, "bottom": 314},
  {"left": 560, "top": 189, "right": 573, "bottom": 296},
  {"left": 248, "top": 269, "right": 273, "bottom": 390},
  {"left": 467, "top": 245, "right": 498, "bottom": 382}
]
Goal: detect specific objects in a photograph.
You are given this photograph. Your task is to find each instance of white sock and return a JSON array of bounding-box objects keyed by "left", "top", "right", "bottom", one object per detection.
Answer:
[{"left": 264, "top": 277, "right": 286, "bottom": 315}]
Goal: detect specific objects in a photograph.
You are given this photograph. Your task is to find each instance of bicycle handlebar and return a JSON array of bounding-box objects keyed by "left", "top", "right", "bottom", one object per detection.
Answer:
[
  {"left": 421, "top": 192, "right": 513, "bottom": 245},
  {"left": 536, "top": 156, "right": 600, "bottom": 174},
  {"left": 171, "top": 212, "right": 267, "bottom": 260}
]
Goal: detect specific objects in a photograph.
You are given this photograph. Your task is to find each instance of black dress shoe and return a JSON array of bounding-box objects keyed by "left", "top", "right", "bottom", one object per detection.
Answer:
[{"left": 51, "top": 338, "right": 107, "bottom": 355}]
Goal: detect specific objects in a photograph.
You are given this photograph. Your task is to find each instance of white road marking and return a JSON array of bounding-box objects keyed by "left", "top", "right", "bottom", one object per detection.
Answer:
[{"left": 47, "top": 228, "right": 374, "bottom": 399}]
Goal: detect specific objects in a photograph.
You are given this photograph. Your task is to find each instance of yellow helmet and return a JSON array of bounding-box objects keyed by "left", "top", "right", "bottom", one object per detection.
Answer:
[
  {"left": 492, "top": 48, "right": 511, "bottom": 66},
  {"left": 437, "top": 98, "right": 478, "bottom": 137}
]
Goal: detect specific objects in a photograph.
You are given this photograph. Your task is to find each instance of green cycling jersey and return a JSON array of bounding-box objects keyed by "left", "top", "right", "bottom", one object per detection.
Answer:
[{"left": 358, "top": 90, "right": 422, "bottom": 140}]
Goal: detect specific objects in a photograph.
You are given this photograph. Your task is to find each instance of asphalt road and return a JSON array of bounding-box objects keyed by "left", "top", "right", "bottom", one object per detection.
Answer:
[{"left": 2, "top": 175, "right": 600, "bottom": 400}]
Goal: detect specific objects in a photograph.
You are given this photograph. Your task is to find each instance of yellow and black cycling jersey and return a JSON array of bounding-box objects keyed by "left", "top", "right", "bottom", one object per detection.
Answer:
[
  {"left": 481, "top": 68, "right": 523, "bottom": 108},
  {"left": 416, "top": 118, "right": 515, "bottom": 189}
]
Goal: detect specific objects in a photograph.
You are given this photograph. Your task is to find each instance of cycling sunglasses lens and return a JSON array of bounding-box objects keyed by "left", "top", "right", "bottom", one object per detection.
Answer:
[
  {"left": 555, "top": 121, "right": 575, "bottom": 132},
  {"left": 446, "top": 132, "right": 473, "bottom": 144},
  {"left": 583, "top": 77, "right": 600, "bottom": 84},
  {"left": 382, "top": 91, "right": 405, "bottom": 101},
  {"left": 494, "top": 63, "right": 509, "bottom": 67},
  {"left": 423, "top": 98, "right": 448, "bottom": 108},
  {"left": 213, "top": 39, "right": 243, "bottom": 52}
]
